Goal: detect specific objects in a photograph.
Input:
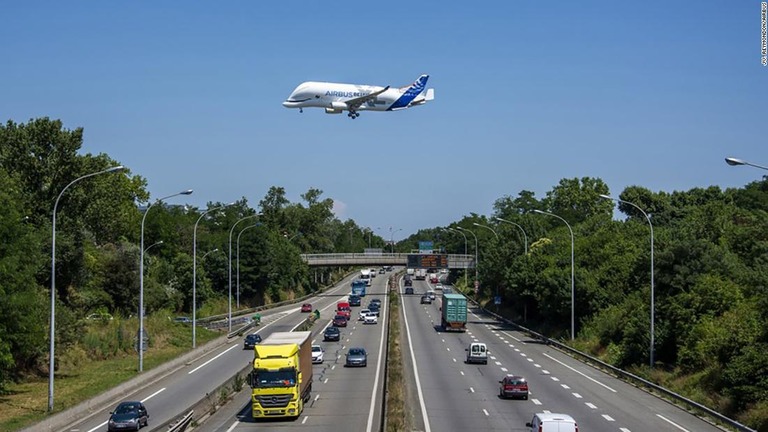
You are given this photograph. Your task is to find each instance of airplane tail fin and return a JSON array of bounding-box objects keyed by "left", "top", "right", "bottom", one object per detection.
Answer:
[{"left": 403, "top": 74, "right": 429, "bottom": 97}]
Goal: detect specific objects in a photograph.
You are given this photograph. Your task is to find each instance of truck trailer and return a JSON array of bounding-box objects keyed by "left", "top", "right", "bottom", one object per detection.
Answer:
[
  {"left": 441, "top": 293, "right": 468, "bottom": 332},
  {"left": 249, "top": 331, "right": 313, "bottom": 419}
]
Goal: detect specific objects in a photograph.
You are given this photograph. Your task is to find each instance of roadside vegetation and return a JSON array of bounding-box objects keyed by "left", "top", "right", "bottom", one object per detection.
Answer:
[
  {"left": 400, "top": 178, "right": 768, "bottom": 430},
  {"left": 385, "top": 273, "right": 408, "bottom": 432},
  {"left": 0, "top": 118, "right": 388, "bottom": 429}
]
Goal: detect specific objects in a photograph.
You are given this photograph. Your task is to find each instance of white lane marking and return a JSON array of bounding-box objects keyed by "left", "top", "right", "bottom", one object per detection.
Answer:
[
  {"left": 520, "top": 353, "right": 527, "bottom": 357},
  {"left": 188, "top": 345, "right": 238, "bottom": 374},
  {"left": 324, "top": 378, "right": 329, "bottom": 384},
  {"left": 446, "top": 347, "right": 451, "bottom": 352},
  {"left": 534, "top": 364, "right": 541, "bottom": 368},
  {"left": 561, "top": 384, "right": 570, "bottom": 389},
  {"left": 453, "top": 358, "right": 457, "bottom": 363},
  {"left": 572, "top": 393, "right": 583, "bottom": 399},
  {"left": 543, "top": 352, "right": 617, "bottom": 392},
  {"left": 470, "top": 387, "right": 475, "bottom": 393},
  {"left": 542, "top": 370, "right": 550, "bottom": 375},
  {"left": 225, "top": 420, "right": 239, "bottom": 432},
  {"left": 331, "top": 365, "right": 336, "bottom": 370},
  {"left": 657, "top": 414, "right": 690, "bottom": 431},
  {"left": 302, "top": 416, "right": 309, "bottom": 424},
  {"left": 532, "top": 399, "right": 542, "bottom": 405},
  {"left": 514, "top": 348, "right": 520, "bottom": 352},
  {"left": 482, "top": 409, "right": 490, "bottom": 416},
  {"left": 586, "top": 402, "right": 597, "bottom": 409},
  {"left": 602, "top": 414, "right": 615, "bottom": 421},
  {"left": 620, "top": 428, "right": 632, "bottom": 432},
  {"left": 501, "top": 367, "right": 508, "bottom": 372},
  {"left": 314, "top": 394, "right": 320, "bottom": 402},
  {"left": 495, "top": 361, "right": 502, "bottom": 366},
  {"left": 551, "top": 377, "right": 560, "bottom": 382},
  {"left": 86, "top": 388, "right": 166, "bottom": 432},
  {"left": 401, "top": 279, "right": 432, "bottom": 432},
  {"left": 490, "top": 356, "right": 497, "bottom": 360},
  {"left": 527, "top": 358, "right": 533, "bottom": 362},
  {"left": 460, "top": 371, "right": 465, "bottom": 376}
]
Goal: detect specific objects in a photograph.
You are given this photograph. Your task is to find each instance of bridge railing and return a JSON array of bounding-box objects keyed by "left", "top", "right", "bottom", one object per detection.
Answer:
[{"left": 299, "top": 253, "right": 475, "bottom": 268}]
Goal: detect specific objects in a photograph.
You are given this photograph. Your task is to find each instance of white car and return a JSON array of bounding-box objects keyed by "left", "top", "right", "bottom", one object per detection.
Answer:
[
  {"left": 358, "top": 309, "right": 371, "bottom": 320},
  {"left": 363, "top": 313, "right": 378, "bottom": 325},
  {"left": 435, "top": 283, "right": 444, "bottom": 290},
  {"left": 311, "top": 345, "right": 324, "bottom": 364}
]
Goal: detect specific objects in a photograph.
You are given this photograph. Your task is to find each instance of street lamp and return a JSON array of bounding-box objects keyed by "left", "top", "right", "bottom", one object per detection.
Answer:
[
  {"left": 446, "top": 228, "right": 469, "bottom": 288},
  {"left": 228, "top": 214, "right": 260, "bottom": 332},
  {"left": 143, "top": 240, "right": 164, "bottom": 255},
  {"left": 237, "top": 223, "right": 262, "bottom": 309},
  {"left": 725, "top": 157, "right": 768, "bottom": 171},
  {"left": 456, "top": 227, "right": 479, "bottom": 286},
  {"left": 389, "top": 227, "right": 402, "bottom": 253},
  {"left": 139, "top": 189, "right": 192, "bottom": 372},
  {"left": 533, "top": 209, "right": 575, "bottom": 341},
  {"left": 49, "top": 165, "right": 124, "bottom": 411},
  {"left": 494, "top": 217, "right": 528, "bottom": 254},
  {"left": 600, "top": 194, "right": 655, "bottom": 367},
  {"left": 472, "top": 222, "right": 499, "bottom": 239},
  {"left": 202, "top": 248, "right": 220, "bottom": 259},
  {"left": 193, "top": 203, "right": 233, "bottom": 348}
]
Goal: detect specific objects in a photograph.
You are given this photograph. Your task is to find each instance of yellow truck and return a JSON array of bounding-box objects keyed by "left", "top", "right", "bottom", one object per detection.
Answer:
[{"left": 248, "top": 331, "right": 313, "bottom": 419}]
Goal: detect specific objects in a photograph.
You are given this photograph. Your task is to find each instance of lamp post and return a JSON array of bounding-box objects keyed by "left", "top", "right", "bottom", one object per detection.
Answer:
[
  {"left": 494, "top": 217, "right": 528, "bottom": 254},
  {"left": 599, "top": 194, "right": 655, "bottom": 367},
  {"left": 144, "top": 240, "right": 164, "bottom": 255},
  {"left": 237, "top": 223, "right": 262, "bottom": 309},
  {"left": 139, "top": 189, "right": 192, "bottom": 373},
  {"left": 202, "top": 248, "right": 220, "bottom": 259},
  {"left": 472, "top": 222, "right": 499, "bottom": 239},
  {"left": 389, "top": 227, "right": 402, "bottom": 253},
  {"left": 228, "top": 214, "right": 260, "bottom": 332},
  {"left": 533, "top": 209, "right": 575, "bottom": 341},
  {"left": 457, "top": 227, "right": 479, "bottom": 286},
  {"left": 193, "top": 203, "right": 232, "bottom": 348},
  {"left": 447, "top": 227, "right": 469, "bottom": 288},
  {"left": 725, "top": 157, "right": 768, "bottom": 171},
  {"left": 49, "top": 165, "right": 124, "bottom": 411}
]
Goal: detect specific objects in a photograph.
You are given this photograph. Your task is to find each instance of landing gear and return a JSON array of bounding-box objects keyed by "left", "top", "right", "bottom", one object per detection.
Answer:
[
  {"left": 299, "top": 108, "right": 303, "bottom": 113},
  {"left": 347, "top": 112, "right": 360, "bottom": 119}
]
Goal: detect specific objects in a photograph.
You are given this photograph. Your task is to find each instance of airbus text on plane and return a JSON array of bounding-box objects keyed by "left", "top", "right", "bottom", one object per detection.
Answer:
[{"left": 283, "top": 75, "right": 435, "bottom": 119}]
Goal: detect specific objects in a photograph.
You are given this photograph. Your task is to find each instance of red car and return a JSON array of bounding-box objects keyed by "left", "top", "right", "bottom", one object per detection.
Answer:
[
  {"left": 301, "top": 303, "right": 312, "bottom": 313},
  {"left": 333, "top": 315, "right": 348, "bottom": 327},
  {"left": 499, "top": 375, "right": 529, "bottom": 399}
]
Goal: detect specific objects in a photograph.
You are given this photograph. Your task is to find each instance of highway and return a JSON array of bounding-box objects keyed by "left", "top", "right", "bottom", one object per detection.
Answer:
[
  {"left": 65, "top": 270, "right": 389, "bottom": 432},
  {"left": 195, "top": 270, "right": 390, "bottom": 432},
  {"left": 400, "top": 276, "right": 723, "bottom": 432}
]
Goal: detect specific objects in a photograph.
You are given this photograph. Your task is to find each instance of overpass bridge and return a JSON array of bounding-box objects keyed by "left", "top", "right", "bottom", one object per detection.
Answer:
[{"left": 300, "top": 253, "right": 475, "bottom": 269}]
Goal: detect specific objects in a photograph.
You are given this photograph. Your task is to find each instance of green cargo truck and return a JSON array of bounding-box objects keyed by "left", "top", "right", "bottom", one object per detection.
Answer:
[{"left": 441, "top": 293, "right": 467, "bottom": 332}]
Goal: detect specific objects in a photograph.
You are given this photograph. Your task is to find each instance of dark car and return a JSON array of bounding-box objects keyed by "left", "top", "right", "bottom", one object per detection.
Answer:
[
  {"left": 368, "top": 303, "right": 380, "bottom": 316},
  {"left": 404, "top": 279, "right": 413, "bottom": 287},
  {"left": 369, "top": 298, "right": 382, "bottom": 307},
  {"left": 173, "top": 316, "right": 191, "bottom": 324},
  {"left": 323, "top": 326, "right": 341, "bottom": 341},
  {"left": 348, "top": 295, "right": 362, "bottom": 307},
  {"left": 499, "top": 375, "right": 529, "bottom": 399},
  {"left": 108, "top": 401, "right": 149, "bottom": 431},
  {"left": 405, "top": 287, "right": 414, "bottom": 295},
  {"left": 243, "top": 333, "right": 262, "bottom": 349},
  {"left": 301, "top": 303, "right": 312, "bottom": 313},
  {"left": 345, "top": 347, "right": 368, "bottom": 367},
  {"left": 333, "top": 315, "right": 348, "bottom": 327},
  {"left": 420, "top": 295, "right": 432, "bottom": 304}
]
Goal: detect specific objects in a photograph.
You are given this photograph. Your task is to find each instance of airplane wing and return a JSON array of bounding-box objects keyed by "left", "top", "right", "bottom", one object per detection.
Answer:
[{"left": 344, "top": 86, "right": 390, "bottom": 111}]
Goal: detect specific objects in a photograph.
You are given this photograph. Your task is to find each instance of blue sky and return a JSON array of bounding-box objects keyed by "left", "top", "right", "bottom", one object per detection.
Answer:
[{"left": 2, "top": 1, "right": 766, "bottom": 238}]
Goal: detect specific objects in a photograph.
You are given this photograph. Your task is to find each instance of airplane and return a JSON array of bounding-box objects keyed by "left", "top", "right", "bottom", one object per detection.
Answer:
[{"left": 282, "top": 74, "right": 434, "bottom": 119}]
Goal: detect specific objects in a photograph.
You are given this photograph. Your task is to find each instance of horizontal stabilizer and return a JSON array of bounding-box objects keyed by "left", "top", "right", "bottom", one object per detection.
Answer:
[{"left": 425, "top": 88, "right": 434, "bottom": 101}]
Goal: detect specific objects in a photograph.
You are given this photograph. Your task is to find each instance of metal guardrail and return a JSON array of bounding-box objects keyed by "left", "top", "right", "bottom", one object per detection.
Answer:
[
  {"left": 462, "top": 293, "right": 756, "bottom": 432},
  {"left": 166, "top": 410, "right": 193, "bottom": 432},
  {"left": 300, "top": 253, "right": 476, "bottom": 268}
]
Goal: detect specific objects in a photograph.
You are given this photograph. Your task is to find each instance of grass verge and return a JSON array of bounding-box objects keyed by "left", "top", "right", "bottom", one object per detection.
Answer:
[
  {"left": 0, "top": 317, "right": 220, "bottom": 431},
  {"left": 385, "top": 275, "right": 408, "bottom": 432}
]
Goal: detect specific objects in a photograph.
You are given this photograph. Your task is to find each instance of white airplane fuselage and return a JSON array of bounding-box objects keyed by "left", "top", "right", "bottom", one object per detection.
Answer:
[{"left": 282, "top": 75, "right": 433, "bottom": 118}]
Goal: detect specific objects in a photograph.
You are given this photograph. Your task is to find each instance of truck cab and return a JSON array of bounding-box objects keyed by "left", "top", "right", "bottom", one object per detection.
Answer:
[{"left": 465, "top": 342, "right": 488, "bottom": 364}]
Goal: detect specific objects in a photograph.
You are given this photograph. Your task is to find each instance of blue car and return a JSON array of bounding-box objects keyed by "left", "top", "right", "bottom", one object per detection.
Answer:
[{"left": 108, "top": 401, "right": 149, "bottom": 431}]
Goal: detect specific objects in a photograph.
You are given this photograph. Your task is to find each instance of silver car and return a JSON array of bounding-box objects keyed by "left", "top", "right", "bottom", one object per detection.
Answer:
[{"left": 345, "top": 347, "right": 368, "bottom": 367}]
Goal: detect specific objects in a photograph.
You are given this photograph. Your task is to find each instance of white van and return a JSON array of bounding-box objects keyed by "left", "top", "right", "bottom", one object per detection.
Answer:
[
  {"left": 465, "top": 342, "right": 488, "bottom": 364},
  {"left": 525, "top": 413, "right": 578, "bottom": 432}
]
